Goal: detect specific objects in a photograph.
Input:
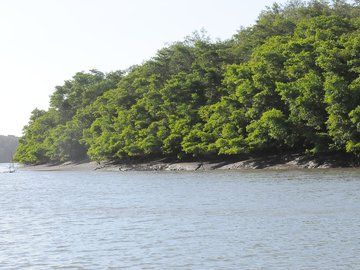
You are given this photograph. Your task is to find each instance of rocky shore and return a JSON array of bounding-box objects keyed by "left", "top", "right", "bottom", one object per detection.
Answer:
[{"left": 20, "top": 153, "right": 359, "bottom": 172}]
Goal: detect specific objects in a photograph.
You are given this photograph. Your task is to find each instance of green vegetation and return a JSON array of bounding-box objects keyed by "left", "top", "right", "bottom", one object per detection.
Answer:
[
  {"left": 15, "top": 0, "right": 360, "bottom": 164},
  {"left": 0, "top": 135, "right": 18, "bottom": 162}
]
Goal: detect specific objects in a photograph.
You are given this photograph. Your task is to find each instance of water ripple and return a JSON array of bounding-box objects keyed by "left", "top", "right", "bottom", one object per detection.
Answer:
[{"left": 0, "top": 169, "right": 359, "bottom": 269}]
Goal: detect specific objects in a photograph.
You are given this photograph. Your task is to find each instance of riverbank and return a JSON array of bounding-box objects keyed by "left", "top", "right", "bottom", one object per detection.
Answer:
[{"left": 20, "top": 153, "right": 359, "bottom": 172}]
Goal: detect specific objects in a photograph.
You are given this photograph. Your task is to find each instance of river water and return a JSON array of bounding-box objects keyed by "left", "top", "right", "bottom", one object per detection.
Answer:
[{"left": 0, "top": 166, "right": 360, "bottom": 269}]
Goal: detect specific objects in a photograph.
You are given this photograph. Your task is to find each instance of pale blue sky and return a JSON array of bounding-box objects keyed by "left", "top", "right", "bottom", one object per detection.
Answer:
[{"left": 0, "top": 0, "right": 290, "bottom": 136}]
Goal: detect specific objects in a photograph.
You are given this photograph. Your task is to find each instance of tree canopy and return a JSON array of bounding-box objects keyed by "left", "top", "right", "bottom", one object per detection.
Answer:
[{"left": 15, "top": 0, "right": 360, "bottom": 164}]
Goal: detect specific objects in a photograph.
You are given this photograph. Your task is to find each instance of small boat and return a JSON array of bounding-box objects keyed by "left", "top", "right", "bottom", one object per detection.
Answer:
[
  {"left": 8, "top": 163, "right": 15, "bottom": 173},
  {"left": 8, "top": 157, "right": 16, "bottom": 173},
  {"left": 1, "top": 163, "right": 15, "bottom": 173}
]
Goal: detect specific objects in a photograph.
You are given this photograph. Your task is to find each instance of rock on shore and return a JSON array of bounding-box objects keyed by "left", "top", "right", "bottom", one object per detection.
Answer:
[{"left": 21, "top": 153, "right": 359, "bottom": 172}]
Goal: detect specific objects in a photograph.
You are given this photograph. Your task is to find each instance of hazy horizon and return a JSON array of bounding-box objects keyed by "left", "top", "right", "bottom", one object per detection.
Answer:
[{"left": 1, "top": 0, "right": 291, "bottom": 136}]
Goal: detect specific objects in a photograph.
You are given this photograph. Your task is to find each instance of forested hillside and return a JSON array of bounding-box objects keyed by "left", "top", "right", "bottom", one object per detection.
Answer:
[
  {"left": 0, "top": 135, "right": 18, "bottom": 162},
  {"left": 15, "top": 0, "right": 360, "bottom": 164}
]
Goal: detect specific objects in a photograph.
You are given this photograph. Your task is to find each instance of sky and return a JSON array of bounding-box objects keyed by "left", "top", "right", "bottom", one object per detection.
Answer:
[{"left": 0, "top": 0, "right": 290, "bottom": 136}]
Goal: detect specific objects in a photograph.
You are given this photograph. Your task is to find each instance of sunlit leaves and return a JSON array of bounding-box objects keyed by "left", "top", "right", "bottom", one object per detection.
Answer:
[{"left": 15, "top": 1, "right": 360, "bottom": 163}]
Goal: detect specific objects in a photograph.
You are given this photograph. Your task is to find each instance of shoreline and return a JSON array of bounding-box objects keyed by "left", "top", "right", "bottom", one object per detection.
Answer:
[{"left": 19, "top": 153, "right": 360, "bottom": 172}]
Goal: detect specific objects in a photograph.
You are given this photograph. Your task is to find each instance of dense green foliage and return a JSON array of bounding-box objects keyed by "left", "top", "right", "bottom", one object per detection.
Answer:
[
  {"left": 0, "top": 135, "right": 18, "bottom": 162},
  {"left": 15, "top": 0, "right": 360, "bottom": 164}
]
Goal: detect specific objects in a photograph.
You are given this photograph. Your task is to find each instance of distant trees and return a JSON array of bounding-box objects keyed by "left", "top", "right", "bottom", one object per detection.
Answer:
[
  {"left": 14, "top": 0, "right": 360, "bottom": 164},
  {"left": 0, "top": 135, "right": 18, "bottom": 162}
]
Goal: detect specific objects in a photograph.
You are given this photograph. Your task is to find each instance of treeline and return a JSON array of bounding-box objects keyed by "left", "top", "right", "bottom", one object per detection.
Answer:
[
  {"left": 15, "top": 0, "right": 360, "bottom": 164},
  {"left": 0, "top": 135, "right": 18, "bottom": 162}
]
